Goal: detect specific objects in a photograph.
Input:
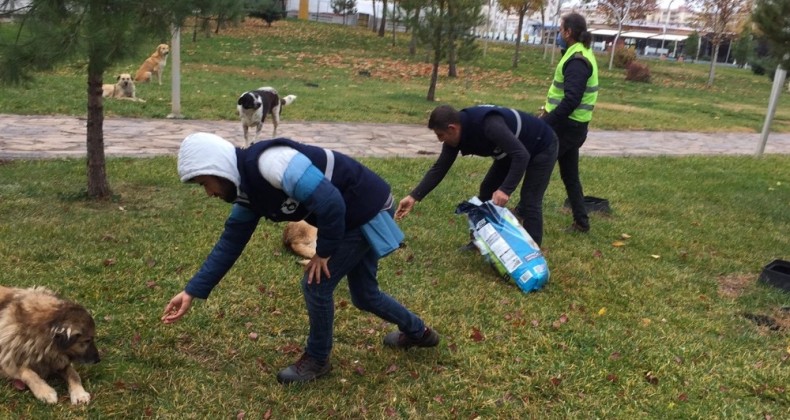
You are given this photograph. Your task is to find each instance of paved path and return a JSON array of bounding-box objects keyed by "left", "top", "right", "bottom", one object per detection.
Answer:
[{"left": 1, "top": 113, "right": 789, "bottom": 159}]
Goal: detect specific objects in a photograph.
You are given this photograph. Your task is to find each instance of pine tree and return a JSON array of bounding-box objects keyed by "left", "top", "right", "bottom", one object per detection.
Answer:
[{"left": 752, "top": 0, "right": 790, "bottom": 70}]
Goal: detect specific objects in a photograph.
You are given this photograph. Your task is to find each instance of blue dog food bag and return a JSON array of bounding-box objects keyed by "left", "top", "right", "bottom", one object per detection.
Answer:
[{"left": 455, "top": 197, "right": 549, "bottom": 293}]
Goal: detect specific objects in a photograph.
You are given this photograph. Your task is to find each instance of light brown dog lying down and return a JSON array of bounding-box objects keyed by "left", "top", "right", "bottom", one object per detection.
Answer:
[
  {"left": 102, "top": 73, "right": 145, "bottom": 102},
  {"left": 282, "top": 220, "right": 317, "bottom": 264}
]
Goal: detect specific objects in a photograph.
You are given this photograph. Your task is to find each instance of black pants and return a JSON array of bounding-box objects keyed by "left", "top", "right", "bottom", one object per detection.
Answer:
[
  {"left": 478, "top": 133, "right": 558, "bottom": 246},
  {"left": 553, "top": 119, "right": 590, "bottom": 229}
]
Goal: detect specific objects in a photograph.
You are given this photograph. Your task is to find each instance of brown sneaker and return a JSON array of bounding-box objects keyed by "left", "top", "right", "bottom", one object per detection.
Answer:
[{"left": 384, "top": 327, "right": 440, "bottom": 350}]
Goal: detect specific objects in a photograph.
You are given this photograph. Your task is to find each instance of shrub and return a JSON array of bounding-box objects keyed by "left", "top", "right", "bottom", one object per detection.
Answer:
[
  {"left": 613, "top": 47, "right": 637, "bottom": 68},
  {"left": 625, "top": 61, "right": 651, "bottom": 83}
]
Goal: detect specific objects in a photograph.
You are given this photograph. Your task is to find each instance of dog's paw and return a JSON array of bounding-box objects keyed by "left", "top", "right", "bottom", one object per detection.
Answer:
[
  {"left": 70, "top": 389, "right": 91, "bottom": 405},
  {"left": 32, "top": 385, "right": 58, "bottom": 404}
]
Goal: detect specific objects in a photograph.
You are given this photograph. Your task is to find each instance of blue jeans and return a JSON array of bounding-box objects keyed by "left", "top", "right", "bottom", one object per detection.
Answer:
[{"left": 300, "top": 213, "right": 425, "bottom": 361}]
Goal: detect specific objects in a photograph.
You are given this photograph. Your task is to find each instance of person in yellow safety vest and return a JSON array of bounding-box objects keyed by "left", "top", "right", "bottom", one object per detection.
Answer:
[{"left": 540, "top": 12, "right": 599, "bottom": 233}]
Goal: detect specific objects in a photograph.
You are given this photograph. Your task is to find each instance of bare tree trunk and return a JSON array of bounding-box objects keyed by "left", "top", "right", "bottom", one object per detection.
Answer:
[
  {"left": 371, "top": 0, "right": 377, "bottom": 32},
  {"left": 391, "top": 7, "right": 397, "bottom": 46},
  {"left": 86, "top": 72, "right": 111, "bottom": 199},
  {"left": 378, "top": 0, "right": 388, "bottom": 36},
  {"left": 707, "top": 43, "right": 720, "bottom": 87},
  {"left": 608, "top": 33, "right": 620, "bottom": 70},
  {"left": 427, "top": 50, "right": 441, "bottom": 101},
  {"left": 541, "top": 6, "right": 548, "bottom": 59},
  {"left": 447, "top": 1, "right": 457, "bottom": 77},
  {"left": 409, "top": 8, "right": 421, "bottom": 57},
  {"left": 512, "top": 11, "right": 525, "bottom": 68}
]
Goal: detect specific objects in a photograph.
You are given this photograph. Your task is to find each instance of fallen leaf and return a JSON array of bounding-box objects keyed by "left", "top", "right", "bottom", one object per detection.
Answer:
[
  {"left": 650, "top": 255, "right": 660, "bottom": 259},
  {"left": 103, "top": 258, "right": 116, "bottom": 266},
  {"left": 610, "top": 352, "right": 622, "bottom": 360},
  {"left": 470, "top": 327, "right": 485, "bottom": 342},
  {"left": 559, "top": 314, "right": 568, "bottom": 324},
  {"left": 620, "top": 233, "right": 631, "bottom": 239},
  {"left": 385, "top": 364, "right": 398, "bottom": 374},
  {"left": 593, "top": 249, "right": 603, "bottom": 258},
  {"left": 237, "top": 411, "right": 245, "bottom": 420},
  {"left": 642, "top": 318, "right": 652, "bottom": 326},
  {"left": 531, "top": 319, "right": 540, "bottom": 327},
  {"left": 678, "top": 393, "right": 688, "bottom": 402},
  {"left": 263, "top": 408, "right": 272, "bottom": 420},
  {"left": 248, "top": 332, "right": 258, "bottom": 341},
  {"left": 550, "top": 376, "right": 562, "bottom": 386},
  {"left": 606, "top": 373, "right": 618, "bottom": 383},
  {"left": 598, "top": 307, "right": 607, "bottom": 316},
  {"left": 612, "top": 241, "right": 626, "bottom": 247}
]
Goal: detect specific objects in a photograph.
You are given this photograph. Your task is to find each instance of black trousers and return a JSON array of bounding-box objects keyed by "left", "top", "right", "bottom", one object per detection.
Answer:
[
  {"left": 478, "top": 133, "right": 559, "bottom": 246},
  {"left": 553, "top": 119, "right": 590, "bottom": 229}
]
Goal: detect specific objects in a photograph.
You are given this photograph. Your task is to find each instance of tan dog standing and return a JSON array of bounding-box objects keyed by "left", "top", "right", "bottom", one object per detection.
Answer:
[
  {"left": 134, "top": 43, "right": 170, "bottom": 85},
  {"left": 102, "top": 73, "right": 145, "bottom": 102}
]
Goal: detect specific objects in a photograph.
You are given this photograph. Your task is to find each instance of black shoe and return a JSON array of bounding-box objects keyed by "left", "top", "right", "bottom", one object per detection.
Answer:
[
  {"left": 565, "top": 222, "right": 590, "bottom": 233},
  {"left": 458, "top": 241, "right": 478, "bottom": 252},
  {"left": 276, "top": 353, "right": 332, "bottom": 384},
  {"left": 384, "top": 327, "right": 440, "bottom": 350}
]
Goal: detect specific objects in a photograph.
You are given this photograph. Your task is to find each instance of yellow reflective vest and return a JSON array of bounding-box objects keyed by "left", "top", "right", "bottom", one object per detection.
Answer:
[{"left": 544, "top": 43, "right": 599, "bottom": 123}]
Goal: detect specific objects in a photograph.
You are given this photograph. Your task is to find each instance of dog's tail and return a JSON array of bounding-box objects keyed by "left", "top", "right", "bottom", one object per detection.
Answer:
[{"left": 281, "top": 95, "right": 297, "bottom": 107}]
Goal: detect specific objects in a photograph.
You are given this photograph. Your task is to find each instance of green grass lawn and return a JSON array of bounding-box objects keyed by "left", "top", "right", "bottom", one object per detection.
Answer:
[
  {"left": 0, "top": 155, "right": 788, "bottom": 418},
  {"left": 1, "top": 18, "right": 789, "bottom": 132},
  {"left": 0, "top": 16, "right": 788, "bottom": 418}
]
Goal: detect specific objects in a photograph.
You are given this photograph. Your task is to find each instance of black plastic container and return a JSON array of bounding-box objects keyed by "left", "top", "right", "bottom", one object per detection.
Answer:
[
  {"left": 758, "top": 259, "right": 790, "bottom": 292},
  {"left": 563, "top": 196, "right": 611, "bottom": 214}
]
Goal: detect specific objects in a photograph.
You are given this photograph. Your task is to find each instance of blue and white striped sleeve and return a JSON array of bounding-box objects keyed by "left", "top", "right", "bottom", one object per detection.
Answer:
[{"left": 258, "top": 147, "right": 346, "bottom": 257}]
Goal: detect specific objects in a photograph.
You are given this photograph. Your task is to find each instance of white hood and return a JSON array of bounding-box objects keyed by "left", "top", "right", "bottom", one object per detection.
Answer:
[{"left": 177, "top": 133, "right": 240, "bottom": 186}]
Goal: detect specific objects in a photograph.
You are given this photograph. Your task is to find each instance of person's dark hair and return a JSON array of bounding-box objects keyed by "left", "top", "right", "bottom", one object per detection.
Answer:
[
  {"left": 562, "top": 13, "right": 592, "bottom": 49},
  {"left": 428, "top": 105, "right": 461, "bottom": 130}
]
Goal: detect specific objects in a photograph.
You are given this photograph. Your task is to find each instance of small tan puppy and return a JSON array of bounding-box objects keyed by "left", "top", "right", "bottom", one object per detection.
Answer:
[
  {"left": 102, "top": 73, "right": 145, "bottom": 102},
  {"left": 282, "top": 221, "right": 317, "bottom": 265},
  {"left": 134, "top": 43, "right": 170, "bottom": 85}
]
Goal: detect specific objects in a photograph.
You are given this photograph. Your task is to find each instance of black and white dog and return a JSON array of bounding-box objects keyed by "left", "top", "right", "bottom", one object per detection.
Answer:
[{"left": 237, "top": 87, "right": 297, "bottom": 146}]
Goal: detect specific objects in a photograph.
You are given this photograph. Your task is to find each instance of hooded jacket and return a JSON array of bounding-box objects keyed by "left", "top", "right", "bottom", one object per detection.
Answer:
[{"left": 176, "top": 133, "right": 391, "bottom": 299}]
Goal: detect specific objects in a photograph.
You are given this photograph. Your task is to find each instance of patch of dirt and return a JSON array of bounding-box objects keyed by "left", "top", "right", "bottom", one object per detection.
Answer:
[
  {"left": 770, "top": 307, "right": 790, "bottom": 330},
  {"left": 717, "top": 273, "right": 754, "bottom": 298},
  {"left": 742, "top": 308, "right": 790, "bottom": 332}
]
